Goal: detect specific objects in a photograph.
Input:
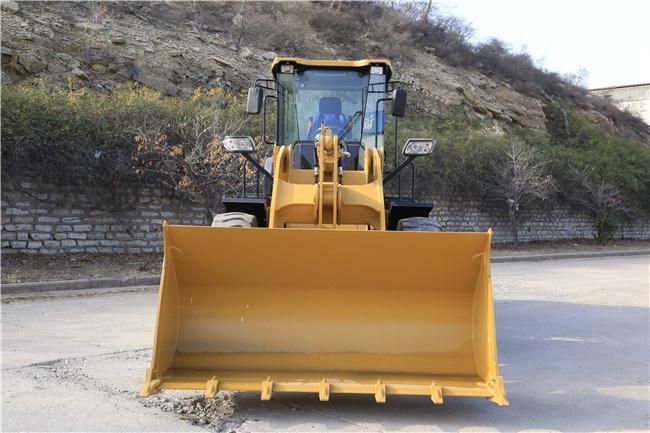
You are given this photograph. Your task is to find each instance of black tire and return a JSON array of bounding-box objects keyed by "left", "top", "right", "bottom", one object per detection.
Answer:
[
  {"left": 396, "top": 216, "right": 443, "bottom": 232},
  {"left": 211, "top": 212, "right": 258, "bottom": 228}
]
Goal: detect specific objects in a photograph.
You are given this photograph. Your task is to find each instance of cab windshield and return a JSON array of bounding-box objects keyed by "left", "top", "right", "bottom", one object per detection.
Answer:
[{"left": 277, "top": 68, "right": 387, "bottom": 150}]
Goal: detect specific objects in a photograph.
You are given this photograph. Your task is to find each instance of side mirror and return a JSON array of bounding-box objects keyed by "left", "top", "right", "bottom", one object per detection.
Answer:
[
  {"left": 402, "top": 138, "right": 435, "bottom": 156},
  {"left": 223, "top": 136, "right": 255, "bottom": 153},
  {"left": 246, "top": 87, "right": 263, "bottom": 114},
  {"left": 391, "top": 88, "right": 407, "bottom": 117}
]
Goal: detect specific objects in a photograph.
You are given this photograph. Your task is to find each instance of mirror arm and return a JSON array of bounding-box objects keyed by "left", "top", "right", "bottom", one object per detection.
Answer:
[
  {"left": 262, "top": 94, "right": 277, "bottom": 145},
  {"left": 383, "top": 155, "right": 416, "bottom": 185},
  {"left": 375, "top": 97, "right": 392, "bottom": 150},
  {"left": 241, "top": 153, "right": 273, "bottom": 182},
  {"left": 253, "top": 78, "right": 277, "bottom": 92},
  {"left": 387, "top": 80, "right": 403, "bottom": 93}
]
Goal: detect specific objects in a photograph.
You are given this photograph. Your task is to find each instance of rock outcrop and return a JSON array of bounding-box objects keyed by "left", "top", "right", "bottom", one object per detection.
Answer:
[{"left": 0, "top": 1, "right": 646, "bottom": 140}]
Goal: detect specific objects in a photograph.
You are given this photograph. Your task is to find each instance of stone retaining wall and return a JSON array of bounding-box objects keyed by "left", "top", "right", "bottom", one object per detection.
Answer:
[
  {"left": 430, "top": 196, "right": 649, "bottom": 243},
  {"left": 1, "top": 178, "right": 648, "bottom": 254},
  {"left": 1, "top": 179, "right": 208, "bottom": 254}
]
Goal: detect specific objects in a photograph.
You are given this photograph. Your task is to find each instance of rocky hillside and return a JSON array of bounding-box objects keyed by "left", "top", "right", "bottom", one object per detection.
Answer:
[{"left": 2, "top": 1, "right": 648, "bottom": 143}]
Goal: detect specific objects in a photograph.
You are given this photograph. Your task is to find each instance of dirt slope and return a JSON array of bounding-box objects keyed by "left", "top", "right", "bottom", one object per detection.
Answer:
[{"left": 1, "top": 1, "right": 647, "bottom": 140}]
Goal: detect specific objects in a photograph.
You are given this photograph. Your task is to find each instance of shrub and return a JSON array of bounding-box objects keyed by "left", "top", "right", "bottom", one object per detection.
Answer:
[
  {"left": 566, "top": 165, "right": 629, "bottom": 243},
  {"left": 382, "top": 101, "right": 649, "bottom": 236},
  {"left": 384, "top": 106, "right": 510, "bottom": 199},
  {"left": 1, "top": 84, "right": 260, "bottom": 213},
  {"left": 543, "top": 103, "right": 650, "bottom": 213}
]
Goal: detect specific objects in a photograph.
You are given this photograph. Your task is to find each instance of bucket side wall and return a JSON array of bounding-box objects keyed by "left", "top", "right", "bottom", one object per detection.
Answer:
[{"left": 150, "top": 226, "right": 181, "bottom": 378}]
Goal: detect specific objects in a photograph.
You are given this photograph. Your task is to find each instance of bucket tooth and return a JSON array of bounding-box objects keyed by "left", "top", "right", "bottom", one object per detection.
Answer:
[
  {"left": 319, "top": 379, "right": 330, "bottom": 401},
  {"left": 487, "top": 376, "right": 509, "bottom": 406},
  {"left": 261, "top": 377, "right": 273, "bottom": 401},
  {"left": 374, "top": 380, "right": 386, "bottom": 403},
  {"left": 430, "top": 381, "right": 443, "bottom": 404},
  {"left": 139, "top": 368, "right": 161, "bottom": 397},
  {"left": 205, "top": 376, "right": 219, "bottom": 398}
]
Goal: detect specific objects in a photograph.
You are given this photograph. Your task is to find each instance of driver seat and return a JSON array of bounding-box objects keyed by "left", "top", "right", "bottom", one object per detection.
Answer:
[{"left": 309, "top": 97, "right": 347, "bottom": 139}]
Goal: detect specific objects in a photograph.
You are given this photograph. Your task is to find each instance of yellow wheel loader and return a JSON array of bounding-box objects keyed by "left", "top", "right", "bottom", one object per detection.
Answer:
[{"left": 141, "top": 58, "right": 508, "bottom": 406}]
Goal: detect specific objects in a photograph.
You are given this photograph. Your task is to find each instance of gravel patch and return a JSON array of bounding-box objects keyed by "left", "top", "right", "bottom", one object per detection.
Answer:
[
  {"left": 20, "top": 349, "right": 246, "bottom": 433},
  {"left": 140, "top": 393, "right": 245, "bottom": 433}
]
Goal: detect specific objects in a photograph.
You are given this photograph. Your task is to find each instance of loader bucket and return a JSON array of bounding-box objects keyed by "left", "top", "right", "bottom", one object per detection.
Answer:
[{"left": 141, "top": 224, "right": 508, "bottom": 405}]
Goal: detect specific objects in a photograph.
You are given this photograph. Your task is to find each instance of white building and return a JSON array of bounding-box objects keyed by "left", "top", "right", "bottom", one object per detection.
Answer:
[{"left": 591, "top": 83, "right": 650, "bottom": 125}]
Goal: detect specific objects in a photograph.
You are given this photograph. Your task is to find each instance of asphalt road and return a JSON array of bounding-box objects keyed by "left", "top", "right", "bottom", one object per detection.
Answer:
[{"left": 2, "top": 256, "right": 649, "bottom": 432}]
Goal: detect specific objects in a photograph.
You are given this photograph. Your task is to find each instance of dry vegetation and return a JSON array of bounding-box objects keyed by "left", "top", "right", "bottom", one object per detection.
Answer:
[
  {"left": 1, "top": 84, "right": 263, "bottom": 213},
  {"left": 132, "top": 1, "right": 647, "bottom": 139}
]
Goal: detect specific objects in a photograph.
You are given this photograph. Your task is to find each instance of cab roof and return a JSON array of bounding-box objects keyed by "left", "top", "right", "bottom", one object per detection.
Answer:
[{"left": 271, "top": 58, "right": 392, "bottom": 80}]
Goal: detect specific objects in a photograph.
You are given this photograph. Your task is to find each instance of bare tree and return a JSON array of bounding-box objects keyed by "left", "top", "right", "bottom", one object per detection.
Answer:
[
  {"left": 563, "top": 67, "right": 589, "bottom": 88},
  {"left": 422, "top": 0, "right": 434, "bottom": 23},
  {"left": 133, "top": 99, "right": 250, "bottom": 217},
  {"left": 236, "top": 0, "right": 247, "bottom": 49},
  {"left": 485, "top": 140, "right": 554, "bottom": 245},
  {"left": 81, "top": 1, "right": 110, "bottom": 55},
  {"left": 189, "top": 0, "right": 204, "bottom": 32},
  {"left": 568, "top": 165, "right": 629, "bottom": 243},
  {"left": 398, "top": 1, "right": 430, "bottom": 22}
]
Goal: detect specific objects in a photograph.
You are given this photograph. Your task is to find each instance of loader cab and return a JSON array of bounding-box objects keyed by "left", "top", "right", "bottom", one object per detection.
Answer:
[
  {"left": 273, "top": 61, "right": 389, "bottom": 171},
  {"left": 223, "top": 58, "right": 433, "bottom": 230}
]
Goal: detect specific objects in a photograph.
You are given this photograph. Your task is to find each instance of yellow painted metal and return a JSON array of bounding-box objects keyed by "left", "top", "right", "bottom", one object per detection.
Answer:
[
  {"left": 141, "top": 59, "right": 507, "bottom": 406},
  {"left": 268, "top": 129, "right": 384, "bottom": 230},
  {"left": 271, "top": 57, "right": 392, "bottom": 78},
  {"left": 140, "top": 224, "right": 508, "bottom": 405}
]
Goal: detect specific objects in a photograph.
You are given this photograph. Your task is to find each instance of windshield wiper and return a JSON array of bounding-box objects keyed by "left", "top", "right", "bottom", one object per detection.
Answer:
[{"left": 338, "top": 111, "right": 363, "bottom": 141}]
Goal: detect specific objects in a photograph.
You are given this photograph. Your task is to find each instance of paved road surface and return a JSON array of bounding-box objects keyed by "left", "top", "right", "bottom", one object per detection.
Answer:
[{"left": 2, "top": 256, "right": 649, "bottom": 432}]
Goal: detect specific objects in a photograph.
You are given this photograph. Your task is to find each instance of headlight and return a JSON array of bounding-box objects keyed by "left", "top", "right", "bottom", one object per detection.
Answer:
[
  {"left": 223, "top": 136, "right": 256, "bottom": 153},
  {"left": 280, "top": 64, "right": 294, "bottom": 74},
  {"left": 402, "top": 138, "right": 436, "bottom": 156}
]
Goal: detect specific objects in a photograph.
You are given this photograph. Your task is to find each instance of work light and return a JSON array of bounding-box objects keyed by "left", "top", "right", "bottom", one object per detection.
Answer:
[
  {"left": 223, "top": 136, "right": 256, "bottom": 153},
  {"left": 403, "top": 138, "right": 436, "bottom": 156}
]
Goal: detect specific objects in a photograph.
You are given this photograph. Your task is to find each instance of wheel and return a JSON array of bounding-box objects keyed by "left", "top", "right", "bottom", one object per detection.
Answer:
[
  {"left": 211, "top": 212, "right": 258, "bottom": 228},
  {"left": 396, "top": 216, "right": 443, "bottom": 232}
]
